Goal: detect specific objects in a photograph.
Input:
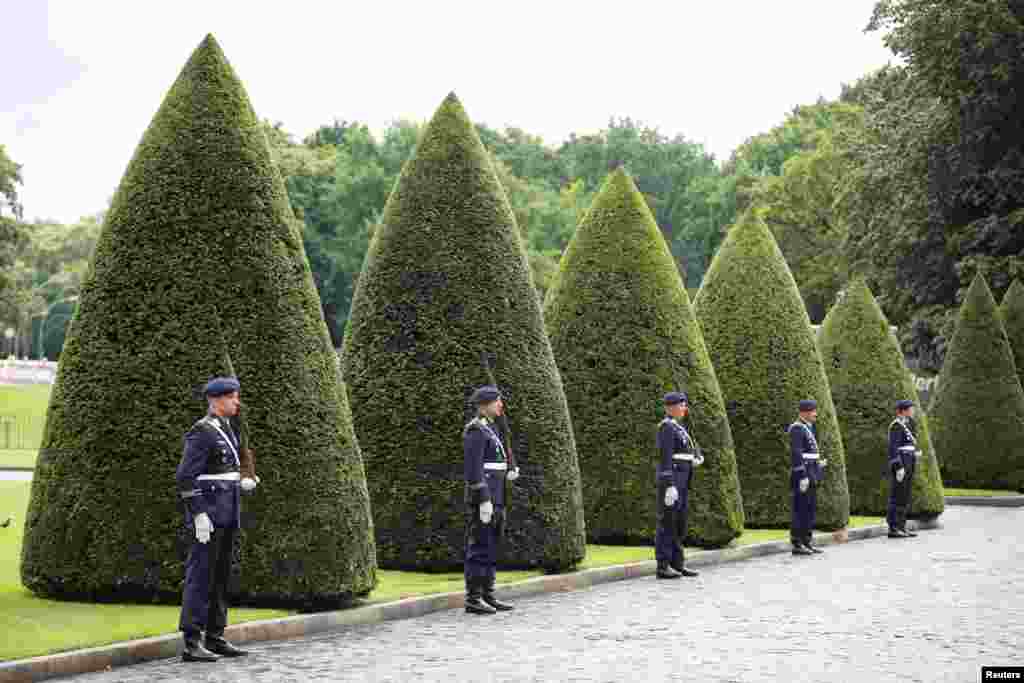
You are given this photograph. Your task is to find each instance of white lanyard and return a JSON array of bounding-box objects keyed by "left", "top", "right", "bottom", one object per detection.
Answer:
[{"left": 209, "top": 418, "right": 240, "bottom": 467}]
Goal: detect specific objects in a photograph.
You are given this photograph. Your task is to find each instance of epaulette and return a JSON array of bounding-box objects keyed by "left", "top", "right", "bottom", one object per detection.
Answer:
[
  {"left": 889, "top": 418, "right": 902, "bottom": 430},
  {"left": 189, "top": 415, "right": 219, "bottom": 435},
  {"left": 463, "top": 416, "right": 486, "bottom": 436}
]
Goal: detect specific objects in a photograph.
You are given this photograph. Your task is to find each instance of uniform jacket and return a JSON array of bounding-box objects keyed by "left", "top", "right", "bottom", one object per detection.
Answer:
[
  {"left": 888, "top": 417, "right": 919, "bottom": 471},
  {"left": 789, "top": 419, "right": 824, "bottom": 483},
  {"left": 463, "top": 416, "right": 508, "bottom": 507},
  {"left": 176, "top": 414, "right": 242, "bottom": 529},
  {"left": 657, "top": 417, "right": 696, "bottom": 490}
]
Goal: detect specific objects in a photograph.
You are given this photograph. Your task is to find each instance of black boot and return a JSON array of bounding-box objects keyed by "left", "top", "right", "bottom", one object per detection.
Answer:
[
  {"left": 465, "top": 578, "right": 497, "bottom": 615},
  {"left": 205, "top": 634, "right": 248, "bottom": 658},
  {"left": 656, "top": 562, "right": 682, "bottom": 579},
  {"left": 791, "top": 540, "right": 813, "bottom": 556},
  {"left": 888, "top": 528, "right": 910, "bottom": 538},
  {"left": 670, "top": 556, "right": 699, "bottom": 577},
  {"left": 482, "top": 578, "right": 514, "bottom": 611},
  {"left": 903, "top": 527, "right": 918, "bottom": 537},
  {"left": 182, "top": 635, "right": 219, "bottom": 663},
  {"left": 804, "top": 534, "right": 824, "bottom": 554}
]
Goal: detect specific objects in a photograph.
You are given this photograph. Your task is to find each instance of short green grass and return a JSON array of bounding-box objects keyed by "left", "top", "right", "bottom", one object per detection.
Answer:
[
  {"left": 0, "top": 384, "right": 50, "bottom": 468},
  {"left": 943, "top": 487, "right": 1020, "bottom": 497}
]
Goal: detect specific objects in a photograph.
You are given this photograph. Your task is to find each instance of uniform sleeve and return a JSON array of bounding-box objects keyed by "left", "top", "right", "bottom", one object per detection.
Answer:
[
  {"left": 176, "top": 427, "right": 211, "bottom": 518},
  {"left": 790, "top": 425, "right": 806, "bottom": 474},
  {"left": 888, "top": 424, "right": 902, "bottom": 469},
  {"left": 464, "top": 426, "right": 491, "bottom": 506},
  {"left": 657, "top": 422, "right": 675, "bottom": 481}
]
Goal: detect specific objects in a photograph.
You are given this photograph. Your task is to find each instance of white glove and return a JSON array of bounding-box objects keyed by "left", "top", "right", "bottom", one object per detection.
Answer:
[
  {"left": 693, "top": 455, "right": 705, "bottom": 466},
  {"left": 819, "top": 458, "right": 828, "bottom": 467},
  {"left": 896, "top": 468, "right": 905, "bottom": 483},
  {"left": 664, "top": 486, "right": 679, "bottom": 507},
  {"left": 799, "top": 477, "right": 810, "bottom": 493},
  {"left": 506, "top": 467, "right": 520, "bottom": 482},
  {"left": 480, "top": 500, "right": 494, "bottom": 524},
  {"left": 241, "top": 476, "right": 260, "bottom": 492},
  {"left": 194, "top": 512, "right": 212, "bottom": 544}
]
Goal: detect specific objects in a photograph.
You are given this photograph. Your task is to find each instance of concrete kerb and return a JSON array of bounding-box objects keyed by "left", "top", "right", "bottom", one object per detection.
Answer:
[
  {"left": 0, "top": 520, "right": 932, "bottom": 682},
  {"left": 944, "top": 495, "right": 1024, "bottom": 508}
]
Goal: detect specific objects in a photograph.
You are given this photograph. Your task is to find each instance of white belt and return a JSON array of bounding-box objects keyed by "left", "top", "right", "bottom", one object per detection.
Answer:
[
  {"left": 197, "top": 472, "right": 240, "bottom": 481},
  {"left": 897, "top": 446, "right": 916, "bottom": 452},
  {"left": 483, "top": 462, "right": 508, "bottom": 471},
  {"left": 802, "top": 453, "right": 820, "bottom": 460},
  {"left": 672, "top": 453, "right": 694, "bottom": 461}
]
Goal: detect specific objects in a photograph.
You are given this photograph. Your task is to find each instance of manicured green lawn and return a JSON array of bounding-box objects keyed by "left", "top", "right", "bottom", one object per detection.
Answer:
[
  {"left": 0, "top": 384, "right": 51, "bottom": 468},
  {"left": 943, "top": 487, "right": 1020, "bottom": 497}
]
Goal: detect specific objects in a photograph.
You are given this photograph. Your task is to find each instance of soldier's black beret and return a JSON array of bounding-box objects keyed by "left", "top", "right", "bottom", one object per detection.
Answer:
[
  {"left": 470, "top": 385, "right": 502, "bottom": 404},
  {"left": 896, "top": 399, "right": 914, "bottom": 410},
  {"left": 663, "top": 391, "right": 688, "bottom": 405},
  {"left": 204, "top": 376, "right": 240, "bottom": 397},
  {"left": 798, "top": 399, "right": 817, "bottom": 412}
]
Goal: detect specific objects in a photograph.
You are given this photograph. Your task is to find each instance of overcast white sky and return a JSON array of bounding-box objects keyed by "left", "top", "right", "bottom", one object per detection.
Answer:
[{"left": 1, "top": 0, "right": 898, "bottom": 224}]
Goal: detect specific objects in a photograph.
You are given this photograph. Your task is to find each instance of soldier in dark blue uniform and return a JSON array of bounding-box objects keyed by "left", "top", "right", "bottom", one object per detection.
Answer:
[
  {"left": 654, "top": 391, "right": 704, "bottom": 579},
  {"left": 176, "top": 376, "right": 257, "bottom": 662},
  {"left": 463, "top": 385, "right": 520, "bottom": 615},
  {"left": 887, "top": 399, "right": 921, "bottom": 539},
  {"left": 788, "top": 399, "right": 828, "bottom": 556}
]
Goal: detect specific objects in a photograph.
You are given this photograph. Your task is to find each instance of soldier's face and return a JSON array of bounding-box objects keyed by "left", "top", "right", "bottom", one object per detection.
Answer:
[
  {"left": 802, "top": 409, "right": 818, "bottom": 422},
  {"left": 212, "top": 391, "right": 240, "bottom": 416},
  {"left": 485, "top": 399, "right": 504, "bottom": 418},
  {"left": 902, "top": 407, "right": 915, "bottom": 419},
  {"left": 668, "top": 403, "right": 687, "bottom": 418}
]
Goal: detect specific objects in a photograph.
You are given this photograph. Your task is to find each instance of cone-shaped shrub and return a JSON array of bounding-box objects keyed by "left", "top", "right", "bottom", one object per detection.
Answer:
[
  {"left": 818, "top": 278, "right": 944, "bottom": 518},
  {"left": 930, "top": 273, "right": 1024, "bottom": 490},
  {"left": 694, "top": 211, "right": 850, "bottom": 528},
  {"left": 21, "top": 35, "right": 377, "bottom": 608},
  {"left": 543, "top": 169, "right": 743, "bottom": 546},
  {"left": 1000, "top": 278, "right": 1024, "bottom": 392},
  {"left": 341, "top": 93, "right": 586, "bottom": 571}
]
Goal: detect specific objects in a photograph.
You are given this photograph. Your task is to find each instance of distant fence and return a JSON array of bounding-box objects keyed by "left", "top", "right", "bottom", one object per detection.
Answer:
[{"left": 0, "top": 359, "right": 58, "bottom": 385}]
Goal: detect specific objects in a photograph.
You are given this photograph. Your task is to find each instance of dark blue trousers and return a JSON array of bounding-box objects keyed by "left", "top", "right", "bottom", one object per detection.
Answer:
[
  {"left": 791, "top": 474, "right": 817, "bottom": 545},
  {"left": 655, "top": 473, "right": 690, "bottom": 567},
  {"left": 465, "top": 504, "right": 505, "bottom": 582},
  {"left": 179, "top": 526, "right": 237, "bottom": 640},
  {"left": 887, "top": 462, "right": 915, "bottom": 530}
]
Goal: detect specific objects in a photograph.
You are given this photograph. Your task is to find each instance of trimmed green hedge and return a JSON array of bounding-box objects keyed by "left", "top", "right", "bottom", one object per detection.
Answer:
[
  {"left": 543, "top": 169, "right": 743, "bottom": 547},
  {"left": 930, "top": 273, "right": 1024, "bottom": 491},
  {"left": 341, "top": 93, "right": 586, "bottom": 572},
  {"left": 694, "top": 211, "right": 850, "bottom": 529},
  {"left": 21, "top": 35, "right": 377, "bottom": 609},
  {"left": 818, "top": 278, "right": 944, "bottom": 518},
  {"left": 1000, "top": 278, "right": 1024, "bottom": 392}
]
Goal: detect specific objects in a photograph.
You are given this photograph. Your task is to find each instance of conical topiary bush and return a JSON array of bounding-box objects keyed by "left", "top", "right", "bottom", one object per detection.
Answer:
[
  {"left": 1000, "top": 278, "right": 1024, "bottom": 392},
  {"left": 930, "top": 273, "right": 1024, "bottom": 491},
  {"left": 817, "top": 278, "right": 944, "bottom": 518},
  {"left": 341, "top": 93, "right": 586, "bottom": 571},
  {"left": 21, "top": 35, "right": 377, "bottom": 608},
  {"left": 543, "top": 168, "right": 743, "bottom": 547},
  {"left": 694, "top": 210, "right": 850, "bottom": 528}
]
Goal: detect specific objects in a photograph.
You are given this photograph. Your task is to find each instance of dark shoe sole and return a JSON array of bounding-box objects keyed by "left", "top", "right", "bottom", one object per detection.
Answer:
[
  {"left": 182, "top": 654, "right": 219, "bottom": 663},
  {"left": 656, "top": 572, "right": 683, "bottom": 579}
]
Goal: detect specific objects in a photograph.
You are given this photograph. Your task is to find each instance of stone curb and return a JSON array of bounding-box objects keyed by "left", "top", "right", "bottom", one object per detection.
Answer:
[
  {"left": 0, "top": 467, "right": 34, "bottom": 472},
  {"left": 944, "top": 495, "right": 1024, "bottom": 508},
  {"left": 0, "top": 520, "right": 932, "bottom": 682}
]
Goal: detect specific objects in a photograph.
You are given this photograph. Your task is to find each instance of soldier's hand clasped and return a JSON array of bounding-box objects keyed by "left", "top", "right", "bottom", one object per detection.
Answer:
[
  {"left": 241, "top": 476, "right": 260, "bottom": 492},
  {"left": 799, "top": 477, "right": 810, "bottom": 493},
  {"left": 506, "top": 467, "right": 520, "bottom": 481},
  {"left": 480, "top": 500, "right": 494, "bottom": 524},
  {"left": 895, "top": 467, "right": 905, "bottom": 483},
  {"left": 665, "top": 485, "right": 679, "bottom": 507},
  {"left": 194, "top": 512, "right": 212, "bottom": 544}
]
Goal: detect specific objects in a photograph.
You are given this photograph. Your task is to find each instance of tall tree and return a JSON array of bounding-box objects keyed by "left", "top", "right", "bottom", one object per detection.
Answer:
[
  {"left": 21, "top": 35, "right": 377, "bottom": 607},
  {"left": 695, "top": 210, "right": 851, "bottom": 529},
  {"left": 544, "top": 168, "right": 743, "bottom": 546},
  {"left": 928, "top": 273, "right": 1024, "bottom": 491},
  {"left": 342, "top": 93, "right": 586, "bottom": 572}
]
